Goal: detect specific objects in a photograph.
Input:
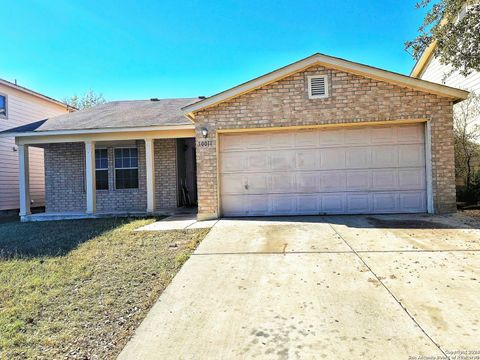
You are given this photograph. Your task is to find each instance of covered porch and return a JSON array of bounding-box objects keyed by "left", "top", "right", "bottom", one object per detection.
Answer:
[{"left": 17, "top": 128, "right": 198, "bottom": 222}]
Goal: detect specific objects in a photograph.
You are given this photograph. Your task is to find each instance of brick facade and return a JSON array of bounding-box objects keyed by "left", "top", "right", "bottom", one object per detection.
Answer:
[
  {"left": 44, "top": 142, "right": 86, "bottom": 212},
  {"left": 154, "top": 139, "right": 178, "bottom": 210},
  {"left": 194, "top": 65, "right": 456, "bottom": 219},
  {"left": 96, "top": 141, "right": 147, "bottom": 212},
  {"left": 44, "top": 139, "right": 178, "bottom": 213}
]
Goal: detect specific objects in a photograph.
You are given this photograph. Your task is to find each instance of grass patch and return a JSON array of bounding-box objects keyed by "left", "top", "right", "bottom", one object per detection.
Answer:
[{"left": 0, "top": 217, "right": 209, "bottom": 359}]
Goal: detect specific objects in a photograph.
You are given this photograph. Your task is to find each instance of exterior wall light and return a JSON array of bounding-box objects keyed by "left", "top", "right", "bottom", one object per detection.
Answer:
[{"left": 201, "top": 127, "right": 208, "bottom": 138}]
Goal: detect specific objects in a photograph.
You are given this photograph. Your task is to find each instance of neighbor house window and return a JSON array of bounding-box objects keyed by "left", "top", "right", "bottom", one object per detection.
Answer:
[
  {"left": 95, "top": 149, "right": 109, "bottom": 190},
  {"left": 114, "top": 148, "right": 138, "bottom": 189},
  {"left": 0, "top": 94, "right": 6, "bottom": 118}
]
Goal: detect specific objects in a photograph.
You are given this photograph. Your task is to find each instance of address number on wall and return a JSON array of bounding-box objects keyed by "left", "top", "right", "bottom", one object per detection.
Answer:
[{"left": 197, "top": 140, "right": 213, "bottom": 147}]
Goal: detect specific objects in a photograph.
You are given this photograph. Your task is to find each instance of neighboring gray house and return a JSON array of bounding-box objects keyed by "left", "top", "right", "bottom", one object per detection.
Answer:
[
  {"left": 0, "top": 79, "right": 70, "bottom": 213},
  {"left": 0, "top": 53, "right": 468, "bottom": 221}
]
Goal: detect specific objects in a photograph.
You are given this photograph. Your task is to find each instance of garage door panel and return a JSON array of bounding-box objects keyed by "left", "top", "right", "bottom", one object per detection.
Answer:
[
  {"left": 297, "top": 195, "right": 318, "bottom": 213},
  {"left": 221, "top": 195, "right": 244, "bottom": 215},
  {"left": 372, "top": 169, "right": 399, "bottom": 190},
  {"left": 246, "top": 195, "right": 270, "bottom": 215},
  {"left": 271, "top": 173, "right": 295, "bottom": 192},
  {"left": 270, "top": 132, "right": 294, "bottom": 148},
  {"left": 221, "top": 135, "right": 246, "bottom": 152},
  {"left": 246, "top": 174, "right": 269, "bottom": 193},
  {"left": 344, "top": 127, "right": 371, "bottom": 145},
  {"left": 296, "top": 150, "right": 318, "bottom": 170},
  {"left": 372, "top": 146, "right": 399, "bottom": 168},
  {"left": 221, "top": 174, "right": 245, "bottom": 194},
  {"left": 319, "top": 128, "right": 344, "bottom": 146},
  {"left": 221, "top": 153, "right": 246, "bottom": 172},
  {"left": 399, "top": 191, "right": 426, "bottom": 212},
  {"left": 270, "top": 151, "right": 296, "bottom": 170},
  {"left": 346, "top": 170, "right": 371, "bottom": 191},
  {"left": 371, "top": 126, "right": 397, "bottom": 144},
  {"left": 244, "top": 133, "right": 270, "bottom": 150},
  {"left": 295, "top": 130, "right": 319, "bottom": 147},
  {"left": 398, "top": 169, "right": 425, "bottom": 190},
  {"left": 397, "top": 124, "right": 424, "bottom": 143},
  {"left": 346, "top": 193, "right": 370, "bottom": 213},
  {"left": 373, "top": 193, "right": 399, "bottom": 212},
  {"left": 296, "top": 172, "right": 318, "bottom": 193},
  {"left": 321, "top": 172, "right": 347, "bottom": 192},
  {"left": 220, "top": 124, "right": 427, "bottom": 216},
  {"left": 398, "top": 144, "right": 425, "bottom": 167},
  {"left": 322, "top": 193, "right": 346, "bottom": 213},
  {"left": 345, "top": 147, "right": 371, "bottom": 169},
  {"left": 246, "top": 152, "right": 269, "bottom": 171},
  {"left": 321, "top": 148, "right": 346, "bottom": 169},
  {"left": 270, "top": 195, "right": 297, "bottom": 214}
]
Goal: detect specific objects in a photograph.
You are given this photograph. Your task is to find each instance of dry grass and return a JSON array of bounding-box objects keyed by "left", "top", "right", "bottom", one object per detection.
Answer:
[
  {"left": 0, "top": 217, "right": 209, "bottom": 359},
  {"left": 458, "top": 209, "right": 480, "bottom": 228}
]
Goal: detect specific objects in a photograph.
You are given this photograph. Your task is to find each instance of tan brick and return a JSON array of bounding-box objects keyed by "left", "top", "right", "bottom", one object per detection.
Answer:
[{"left": 194, "top": 64, "right": 456, "bottom": 217}]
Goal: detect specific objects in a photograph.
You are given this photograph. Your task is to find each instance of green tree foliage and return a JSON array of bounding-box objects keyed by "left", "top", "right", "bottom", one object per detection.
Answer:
[
  {"left": 63, "top": 90, "right": 106, "bottom": 110},
  {"left": 406, "top": 0, "right": 480, "bottom": 77}
]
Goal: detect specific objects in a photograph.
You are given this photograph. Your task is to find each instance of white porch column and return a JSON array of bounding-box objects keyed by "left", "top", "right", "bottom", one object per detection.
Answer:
[
  {"left": 18, "top": 144, "right": 31, "bottom": 216},
  {"left": 85, "top": 141, "right": 96, "bottom": 214},
  {"left": 145, "top": 138, "right": 156, "bottom": 213}
]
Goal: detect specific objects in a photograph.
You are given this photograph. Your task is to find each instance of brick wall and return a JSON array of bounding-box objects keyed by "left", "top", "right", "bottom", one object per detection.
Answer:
[
  {"left": 154, "top": 139, "right": 178, "bottom": 209},
  {"left": 44, "top": 142, "right": 86, "bottom": 212},
  {"left": 96, "top": 141, "right": 147, "bottom": 212},
  {"left": 194, "top": 65, "right": 456, "bottom": 218},
  {"left": 44, "top": 139, "right": 178, "bottom": 213}
]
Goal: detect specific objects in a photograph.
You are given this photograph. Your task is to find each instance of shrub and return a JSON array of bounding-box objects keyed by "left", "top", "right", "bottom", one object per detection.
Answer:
[{"left": 457, "top": 170, "right": 480, "bottom": 204}]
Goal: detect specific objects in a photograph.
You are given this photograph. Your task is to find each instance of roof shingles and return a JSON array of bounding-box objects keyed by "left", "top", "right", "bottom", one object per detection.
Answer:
[{"left": 1, "top": 98, "right": 198, "bottom": 134}]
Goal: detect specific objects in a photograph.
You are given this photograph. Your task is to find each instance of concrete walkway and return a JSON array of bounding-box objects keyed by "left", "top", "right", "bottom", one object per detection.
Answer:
[
  {"left": 119, "top": 214, "right": 480, "bottom": 360},
  {"left": 136, "top": 214, "right": 218, "bottom": 231}
]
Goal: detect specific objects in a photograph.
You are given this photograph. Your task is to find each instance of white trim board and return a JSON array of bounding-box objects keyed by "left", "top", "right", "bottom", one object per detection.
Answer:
[{"left": 1, "top": 124, "right": 195, "bottom": 138}]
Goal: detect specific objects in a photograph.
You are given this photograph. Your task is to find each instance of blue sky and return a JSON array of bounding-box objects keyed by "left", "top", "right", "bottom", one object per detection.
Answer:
[{"left": 2, "top": 0, "right": 427, "bottom": 102}]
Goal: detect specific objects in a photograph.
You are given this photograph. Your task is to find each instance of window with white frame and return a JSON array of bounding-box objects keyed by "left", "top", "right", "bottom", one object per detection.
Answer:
[
  {"left": 95, "top": 148, "right": 109, "bottom": 190},
  {"left": 0, "top": 94, "right": 7, "bottom": 118},
  {"left": 114, "top": 148, "right": 138, "bottom": 189},
  {"left": 307, "top": 75, "right": 329, "bottom": 99}
]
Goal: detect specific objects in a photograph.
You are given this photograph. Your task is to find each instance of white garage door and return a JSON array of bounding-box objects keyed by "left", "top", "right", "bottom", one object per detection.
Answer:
[{"left": 219, "top": 124, "right": 427, "bottom": 216}]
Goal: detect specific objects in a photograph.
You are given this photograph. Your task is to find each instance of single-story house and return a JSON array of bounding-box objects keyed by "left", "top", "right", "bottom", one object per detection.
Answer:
[{"left": 0, "top": 53, "right": 469, "bottom": 221}]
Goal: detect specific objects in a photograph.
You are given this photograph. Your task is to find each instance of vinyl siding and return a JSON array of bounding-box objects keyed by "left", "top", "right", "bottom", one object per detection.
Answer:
[
  {"left": 420, "top": 56, "right": 480, "bottom": 94},
  {"left": 0, "top": 83, "right": 68, "bottom": 211},
  {"left": 419, "top": 56, "right": 480, "bottom": 136}
]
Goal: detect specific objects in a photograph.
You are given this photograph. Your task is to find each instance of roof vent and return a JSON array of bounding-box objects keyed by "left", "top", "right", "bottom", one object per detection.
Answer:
[
  {"left": 198, "top": 96, "right": 206, "bottom": 99},
  {"left": 307, "top": 75, "right": 328, "bottom": 99},
  {"left": 150, "top": 98, "right": 160, "bottom": 101}
]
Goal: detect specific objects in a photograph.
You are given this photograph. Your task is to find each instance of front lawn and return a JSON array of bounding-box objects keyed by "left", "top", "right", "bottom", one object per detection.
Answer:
[{"left": 0, "top": 217, "right": 209, "bottom": 359}]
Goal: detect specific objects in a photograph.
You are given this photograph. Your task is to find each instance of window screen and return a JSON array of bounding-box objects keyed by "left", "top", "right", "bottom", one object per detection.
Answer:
[
  {"left": 95, "top": 149, "right": 109, "bottom": 190},
  {"left": 114, "top": 148, "right": 138, "bottom": 189}
]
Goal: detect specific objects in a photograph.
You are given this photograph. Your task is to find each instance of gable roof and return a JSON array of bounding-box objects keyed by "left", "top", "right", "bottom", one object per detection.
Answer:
[
  {"left": 410, "top": 42, "right": 438, "bottom": 78},
  {"left": 182, "top": 52, "right": 469, "bottom": 115},
  {"left": 0, "top": 78, "right": 72, "bottom": 110},
  {"left": 1, "top": 98, "right": 197, "bottom": 136}
]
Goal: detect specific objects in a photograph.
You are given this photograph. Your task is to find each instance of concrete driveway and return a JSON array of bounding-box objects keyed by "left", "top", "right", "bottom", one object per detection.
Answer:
[{"left": 118, "top": 214, "right": 480, "bottom": 360}]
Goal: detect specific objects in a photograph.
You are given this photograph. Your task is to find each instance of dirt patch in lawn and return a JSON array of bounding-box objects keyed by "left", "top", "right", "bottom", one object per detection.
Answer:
[{"left": 0, "top": 217, "right": 209, "bottom": 359}]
